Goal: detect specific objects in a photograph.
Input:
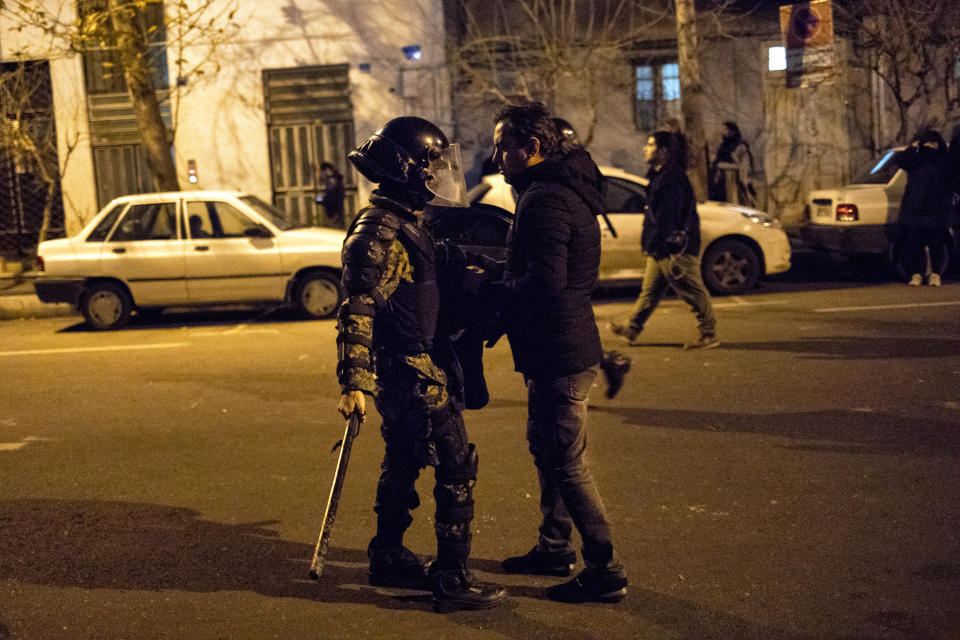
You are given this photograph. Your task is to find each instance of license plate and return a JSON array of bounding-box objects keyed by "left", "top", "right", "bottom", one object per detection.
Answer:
[{"left": 815, "top": 206, "right": 830, "bottom": 218}]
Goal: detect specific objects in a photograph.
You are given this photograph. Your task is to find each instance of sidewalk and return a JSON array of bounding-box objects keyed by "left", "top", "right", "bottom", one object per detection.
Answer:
[{"left": 0, "top": 269, "right": 76, "bottom": 321}]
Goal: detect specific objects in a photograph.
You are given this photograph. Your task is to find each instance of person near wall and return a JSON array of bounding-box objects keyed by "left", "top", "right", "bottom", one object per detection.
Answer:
[
  {"left": 490, "top": 100, "right": 628, "bottom": 604},
  {"left": 336, "top": 116, "right": 507, "bottom": 612},
  {"left": 893, "top": 128, "right": 954, "bottom": 287},
  {"left": 709, "top": 121, "right": 755, "bottom": 206},
  {"left": 609, "top": 130, "right": 719, "bottom": 350},
  {"left": 316, "top": 161, "right": 346, "bottom": 227}
]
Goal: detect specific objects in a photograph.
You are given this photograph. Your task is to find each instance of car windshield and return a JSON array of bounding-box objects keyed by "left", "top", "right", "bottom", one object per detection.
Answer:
[
  {"left": 240, "top": 195, "right": 300, "bottom": 230},
  {"left": 853, "top": 150, "right": 900, "bottom": 184}
]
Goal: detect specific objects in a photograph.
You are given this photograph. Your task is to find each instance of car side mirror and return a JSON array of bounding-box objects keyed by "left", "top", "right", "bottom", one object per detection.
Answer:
[{"left": 244, "top": 224, "right": 272, "bottom": 238}]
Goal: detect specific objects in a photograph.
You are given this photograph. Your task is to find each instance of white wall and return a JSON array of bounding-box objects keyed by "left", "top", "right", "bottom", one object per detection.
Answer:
[{"left": 3, "top": 0, "right": 452, "bottom": 233}]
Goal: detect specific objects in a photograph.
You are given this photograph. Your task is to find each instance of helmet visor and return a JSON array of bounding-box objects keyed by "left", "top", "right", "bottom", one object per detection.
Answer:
[{"left": 425, "top": 143, "right": 468, "bottom": 207}]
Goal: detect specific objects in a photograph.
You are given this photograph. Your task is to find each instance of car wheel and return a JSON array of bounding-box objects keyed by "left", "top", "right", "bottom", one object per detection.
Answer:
[
  {"left": 701, "top": 239, "right": 761, "bottom": 295},
  {"left": 81, "top": 282, "right": 132, "bottom": 330},
  {"left": 294, "top": 271, "right": 343, "bottom": 319}
]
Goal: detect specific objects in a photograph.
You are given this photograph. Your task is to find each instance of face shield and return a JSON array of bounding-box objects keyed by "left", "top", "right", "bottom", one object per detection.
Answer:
[{"left": 424, "top": 143, "right": 468, "bottom": 207}]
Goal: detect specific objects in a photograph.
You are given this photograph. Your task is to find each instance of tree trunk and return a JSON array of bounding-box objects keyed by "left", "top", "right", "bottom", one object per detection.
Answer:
[
  {"left": 675, "top": 0, "right": 708, "bottom": 200},
  {"left": 108, "top": 0, "right": 179, "bottom": 192}
]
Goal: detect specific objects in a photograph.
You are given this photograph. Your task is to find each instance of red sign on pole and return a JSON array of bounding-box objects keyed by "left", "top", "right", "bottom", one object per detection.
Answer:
[{"left": 780, "top": 0, "right": 835, "bottom": 88}]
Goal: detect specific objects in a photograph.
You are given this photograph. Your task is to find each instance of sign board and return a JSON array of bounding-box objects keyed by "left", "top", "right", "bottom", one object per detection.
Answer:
[{"left": 780, "top": 0, "right": 835, "bottom": 88}]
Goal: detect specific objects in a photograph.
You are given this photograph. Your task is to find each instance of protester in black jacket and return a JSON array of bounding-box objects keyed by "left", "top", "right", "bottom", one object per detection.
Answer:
[
  {"left": 894, "top": 128, "right": 953, "bottom": 286},
  {"left": 491, "top": 100, "right": 628, "bottom": 605},
  {"left": 610, "top": 130, "right": 718, "bottom": 349}
]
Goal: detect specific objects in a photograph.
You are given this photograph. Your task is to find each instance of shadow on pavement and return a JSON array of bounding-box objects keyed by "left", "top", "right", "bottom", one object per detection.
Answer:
[
  {"left": 726, "top": 336, "right": 960, "bottom": 360},
  {"left": 0, "top": 498, "right": 812, "bottom": 639},
  {"left": 592, "top": 406, "right": 960, "bottom": 457}
]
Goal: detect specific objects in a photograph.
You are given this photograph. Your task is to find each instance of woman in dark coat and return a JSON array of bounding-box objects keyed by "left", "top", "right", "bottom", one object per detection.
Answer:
[{"left": 893, "top": 129, "right": 953, "bottom": 286}]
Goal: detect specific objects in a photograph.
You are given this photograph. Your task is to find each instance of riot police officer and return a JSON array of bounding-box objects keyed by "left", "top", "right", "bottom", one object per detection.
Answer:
[{"left": 336, "top": 116, "right": 507, "bottom": 612}]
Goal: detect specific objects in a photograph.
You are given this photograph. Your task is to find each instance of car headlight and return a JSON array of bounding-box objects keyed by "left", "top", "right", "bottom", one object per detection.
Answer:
[{"left": 741, "top": 211, "right": 781, "bottom": 229}]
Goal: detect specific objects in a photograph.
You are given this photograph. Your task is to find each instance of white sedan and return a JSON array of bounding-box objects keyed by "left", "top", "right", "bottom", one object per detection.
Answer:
[
  {"left": 34, "top": 191, "right": 346, "bottom": 329},
  {"left": 450, "top": 167, "right": 791, "bottom": 295}
]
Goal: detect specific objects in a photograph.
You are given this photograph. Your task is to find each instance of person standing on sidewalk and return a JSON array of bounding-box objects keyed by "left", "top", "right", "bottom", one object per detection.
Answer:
[
  {"left": 491, "top": 100, "right": 628, "bottom": 604},
  {"left": 609, "top": 130, "right": 718, "bottom": 350}
]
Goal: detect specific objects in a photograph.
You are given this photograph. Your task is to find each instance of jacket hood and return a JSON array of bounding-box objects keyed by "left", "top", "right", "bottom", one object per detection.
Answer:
[{"left": 513, "top": 148, "right": 606, "bottom": 214}]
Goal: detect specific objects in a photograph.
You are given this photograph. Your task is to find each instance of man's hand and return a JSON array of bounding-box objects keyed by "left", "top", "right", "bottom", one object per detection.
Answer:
[{"left": 338, "top": 390, "right": 366, "bottom": 421}]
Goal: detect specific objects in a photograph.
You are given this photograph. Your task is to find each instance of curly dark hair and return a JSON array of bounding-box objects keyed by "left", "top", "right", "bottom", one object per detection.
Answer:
[
  {"left": 493, "top": 100, "right": 560, "bottom": 156},
  {"left": 651, "top": 130, "right": 690, "bottom": 168}
]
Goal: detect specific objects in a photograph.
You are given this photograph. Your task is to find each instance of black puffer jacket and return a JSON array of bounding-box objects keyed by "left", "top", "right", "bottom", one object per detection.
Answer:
[{"left": 502, "top": 150, "right": 603, "bottom": 377}]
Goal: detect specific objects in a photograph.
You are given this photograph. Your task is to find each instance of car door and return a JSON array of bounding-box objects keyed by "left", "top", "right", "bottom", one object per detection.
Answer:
[
  {"left": 101, "top": 200, "right": 187, "bottom": 305},
  {"left": 598, "top": 177, "right": 647, "bottom": 279},
  {"left": 183, "top": 199, "right": 284, "bottom": 303}
]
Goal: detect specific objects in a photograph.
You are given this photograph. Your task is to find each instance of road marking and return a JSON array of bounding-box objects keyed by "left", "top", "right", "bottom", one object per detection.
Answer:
[
  {"left": 0, "top": 436, "right": 52, "bottom": 452},
  {"left": 814, "top": 301, "right": 960, "bottom": 313},
  {"left": 189, "top": 327, "right": 279, "bottom": 336},
  {"left": 713, "top": 299, "right": 786, "bottom": 309},
  {"left": 0, "top": 342, "right": 189, "bottom": 357}
]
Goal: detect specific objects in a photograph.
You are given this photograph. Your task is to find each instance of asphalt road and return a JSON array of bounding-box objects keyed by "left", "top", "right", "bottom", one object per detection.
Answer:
[{"left": 1, "top": 276, "right": 958, "bottom": 639}]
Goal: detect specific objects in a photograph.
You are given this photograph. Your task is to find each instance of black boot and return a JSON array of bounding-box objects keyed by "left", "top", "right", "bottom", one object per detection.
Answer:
[
  {"left": 502, "top": 545, "right": 576, "bottom": 576},
  {"left": 368, "top": 543, "right": 430, "bottom": 590},
  {"left": 600, "top": 350, "right": 631, "bottom": 399},
  {"left": 430, "top": 567, "right": 508, "bottom": 613}
]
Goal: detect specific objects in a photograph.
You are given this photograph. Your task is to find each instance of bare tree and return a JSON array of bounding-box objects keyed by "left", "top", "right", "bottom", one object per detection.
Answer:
[
  {"left": 2, "top": 0, "right": 239, "bottom": 193},
  {"left": 0, "top": 61, "right": 79, "bottom": 255},
  {"left": 446, "top": 0, "right": 672, "bottom": 147},
  {"left": 834, "top": 0, "right": 960, "bottom": 145}
]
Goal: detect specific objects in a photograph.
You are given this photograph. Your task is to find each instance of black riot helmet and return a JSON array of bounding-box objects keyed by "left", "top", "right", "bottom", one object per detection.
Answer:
[
  {"left": 552, "top": 117, "right": 582, "bottom": 151},
  {"left": 348, "top": 116, "right": 468, "bottom": 208}
]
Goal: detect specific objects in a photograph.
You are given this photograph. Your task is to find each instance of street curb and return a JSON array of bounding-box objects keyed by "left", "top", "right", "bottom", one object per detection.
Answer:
[{"left": 0, "top": 294, "right": 76, "bottom": 321}]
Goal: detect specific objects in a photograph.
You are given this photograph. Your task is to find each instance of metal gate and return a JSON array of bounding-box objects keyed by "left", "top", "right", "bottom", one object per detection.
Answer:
[
  {"left": 263, "top": 65, "right": 357, "bottom": 227},
  {"left": 0, "top": 60, "right": 64, "bottom": 260}
]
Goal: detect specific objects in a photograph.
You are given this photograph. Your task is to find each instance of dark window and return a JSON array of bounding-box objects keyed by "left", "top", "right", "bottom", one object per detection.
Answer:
[
  {"left": 604, "top": 178, "right": 647, "bottom": 213},
  {"left": 109, "top": 201, "right": 177, "bottom": 241},
  {"left": 634, "top": 62, "right": 681, "bottom": 132},
  {"left": 85, "top": 203, "right": 127, "bottom": 242}
]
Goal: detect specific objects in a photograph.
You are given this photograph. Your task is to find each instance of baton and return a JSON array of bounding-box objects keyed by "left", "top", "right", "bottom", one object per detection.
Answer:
[{"left": 308, "top": 411, "right": 362, "bottom": 580}]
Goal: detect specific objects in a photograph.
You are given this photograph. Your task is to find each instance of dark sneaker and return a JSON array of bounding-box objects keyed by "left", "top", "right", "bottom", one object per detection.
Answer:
[
  {"left": 608, "top": 322, "right": 641, "bottom": 346},
  {"left": 547, "top": 567, "right": 628, "bottom": 604},
  {"left": 683, "top": 335, "right": 719, "bottom": 350},
  {"left": 600, "top": 351, "right": 631, "bottom": 399},
  {"left": 502, "top": 546, "right": 576, "bottom": 576},
  {"left": 431, "top": 568, "right": 508, "bottom": 613},
  {"left": 368, "top": 545, "right": 430, "bottom": 590}
]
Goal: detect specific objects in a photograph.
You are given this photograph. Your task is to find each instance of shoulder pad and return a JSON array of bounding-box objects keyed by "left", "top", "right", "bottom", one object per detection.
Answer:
[{"left": 351, "top": 207, "right": 401, "bottom": 243}]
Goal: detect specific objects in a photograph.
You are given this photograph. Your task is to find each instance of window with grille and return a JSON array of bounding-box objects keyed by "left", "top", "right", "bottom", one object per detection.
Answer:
[{"left": 633, "top": 62, "right": 682, "bottom": 132}]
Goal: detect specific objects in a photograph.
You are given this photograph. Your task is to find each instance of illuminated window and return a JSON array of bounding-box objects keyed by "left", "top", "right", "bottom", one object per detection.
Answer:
[
  {"left": 769, "top": 46, "right": 786, "bottom": 71},
  {"left": 634, "top": 62, "right": 682, "bottom": 132}
]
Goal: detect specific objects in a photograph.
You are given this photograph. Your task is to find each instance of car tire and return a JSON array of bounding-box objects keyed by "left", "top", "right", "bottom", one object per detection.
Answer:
[
  {"left": 294, "top": 271, "right": 343, "bottom": 319},
  {"left": 701, "top": 239, "right": 761, "bottom": 295},
  {"left": 80, "top": 281, "right": 132, "bottom": 330}
]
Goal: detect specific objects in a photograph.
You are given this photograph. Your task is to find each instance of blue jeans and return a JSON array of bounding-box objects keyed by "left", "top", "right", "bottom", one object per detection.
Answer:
[{"left": 525, "top": 364, "right": 617, "bottom": 569}]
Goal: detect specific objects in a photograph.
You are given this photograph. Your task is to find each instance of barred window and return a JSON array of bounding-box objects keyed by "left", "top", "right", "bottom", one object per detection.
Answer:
[{"left": 634, "top": 62, "right": 682, "bottom": 132}]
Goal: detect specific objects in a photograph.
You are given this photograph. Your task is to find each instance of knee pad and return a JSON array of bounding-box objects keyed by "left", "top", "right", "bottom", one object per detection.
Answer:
[{"left": 434, "top": 444, "right": 477, "bottom": 524}]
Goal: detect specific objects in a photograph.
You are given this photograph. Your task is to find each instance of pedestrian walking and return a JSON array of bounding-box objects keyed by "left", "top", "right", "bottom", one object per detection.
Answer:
[
  {"left": 336, "top": 116, "right": 507, "bottom": 612},
  {"left": 490, "top": 100, "right": 628, "bottom": 604},
  {"left": 893, "top": 128, "right": 953, "bottom": 287},
  {"left": 609, "top": 130, "right": 719, "bottom": 350}
]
